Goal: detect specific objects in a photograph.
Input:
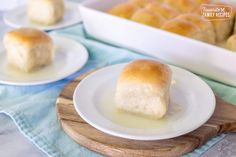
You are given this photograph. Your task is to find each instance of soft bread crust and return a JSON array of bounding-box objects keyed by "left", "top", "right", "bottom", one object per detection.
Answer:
[
  {"left": 211, "top": 15, "right": 235, "bottom": 42},
  {"left": 108, "top": 3, "right": 139, "bottom": 19},
  {"left": 131, "top": 9, "right": 166, "bottom": 28},
  {"left": 209, "top": 2, "right": 235, "bottom": 42},
  {"left": 234, "top": 20, "right": 236, "bottom": 35},
  {"left": 213, "top": 19, "right": 234, "bottom": 42},
  {"left": 3, "top": 28, "right": 54, "bottom": 72},
  {"left": 163, "top": 0, "right": 198, "bottom": 13},
  {"left": 196, "top": 0, "right": 210, "bottom": 4},
  {"left": 129, "top": 0, "right": 157, "bottom": 8},
  {"left": 176, "top": 14, "right": 215, "bottom": 44},
  {"left": 115, "top": 59, "right": 172, "bottom": 119},
  {"left": 227, "top": 34, "right": 236, "bottom": 52},
  {"left": 5, "top": 28, "right": 52, "bottom": 47},
  {"left": 118, "top": 60, "right": 171, "bottom": 86},
  {"left": 146, "top": 2, "right": 179, "bottom": 19},
  {"left": 28, "top": 0, "right": 65, "bottom": 25},
  {"left": 161, "top": 19, "right": 203, "bottom": 40}
]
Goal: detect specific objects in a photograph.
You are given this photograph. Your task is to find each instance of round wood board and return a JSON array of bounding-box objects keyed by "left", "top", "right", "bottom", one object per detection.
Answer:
[{"left": 56, "top": 70, "right": 236, "bottom": 157}]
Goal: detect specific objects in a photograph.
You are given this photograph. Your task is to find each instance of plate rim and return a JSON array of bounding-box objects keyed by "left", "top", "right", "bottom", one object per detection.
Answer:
[
  {"left": 73, "top": 63, "right": 216, "bottom": 140},
  {"left": 3, "top": 1, "right": 81, "bottom": 31},
  {"left": 0, "top": 34, "right": 88, "bottom": 86}
]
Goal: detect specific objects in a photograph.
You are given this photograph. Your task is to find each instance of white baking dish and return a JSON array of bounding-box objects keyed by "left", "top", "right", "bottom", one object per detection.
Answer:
[{"left": 79, "top": 0, "right": 236, "bottom": 87}]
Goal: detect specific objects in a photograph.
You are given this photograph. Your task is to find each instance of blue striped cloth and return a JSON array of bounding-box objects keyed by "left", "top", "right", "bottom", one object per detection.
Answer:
[{"left": 0, "top": 24, "right": 235, "bottom": 157}]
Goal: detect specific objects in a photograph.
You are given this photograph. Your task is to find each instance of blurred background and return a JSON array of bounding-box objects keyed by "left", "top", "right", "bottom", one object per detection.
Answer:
[
  {"left": 1, "top": 0, "right": 26, "bottom": 11},
  {"left": 0, "top": 0, "right": 84, "bottom": 11}
]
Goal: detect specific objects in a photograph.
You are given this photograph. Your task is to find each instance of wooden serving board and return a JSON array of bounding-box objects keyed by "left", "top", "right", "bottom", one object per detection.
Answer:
[{"left": 56, "top": 70, "right": 236, "bottom": 157}]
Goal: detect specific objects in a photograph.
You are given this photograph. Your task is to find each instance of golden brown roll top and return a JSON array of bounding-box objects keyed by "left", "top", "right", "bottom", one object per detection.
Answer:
[
  {"left": 131, "top": 9, "right": 166, "bottom": 28},
  {"left": 207, "top": 2, "right": 235, "bottom": 42},
  {"left": 3, "top": 28, "right": 54, "bottom": 72},
  {"left": 118, "top": 59, "right": 172, "bottom": 87},
  {"left": 129, "top": 0, "right": 157, "bottom": 8},
  {"left": 145, "top": 2, "right": 179, "bottom": 19},
  {"left": 108, "top": 3, "right": 139, "bottom": 19},
  {"left": 163, "top": 0, "right": 199, "bottom": 13},
  {"left": 115, "top": 59, "right": 172, "bottom": 119},
  {"left": 108, "top": 0, "right": 236, "bottom": 49},
  {"left": 196, "top": 0, "right": 211, "bottom": 5},
  {"left": 211, "top": 16, "right": 234, "bottom": 42},
  {"left": 176, "top": 13, "right": 215, "bottom": 44},
  {"left": 161, "top": 19, "right": 203, "bottom": 41},
  {"left": 4, "top": 27, "right": 53, "bottom": 47},
  {"left": 227, "top": 34, "right": 236, "bottom": 52},
  {"left": 234, "top": 18, "right": 236, "bottom": 35}
]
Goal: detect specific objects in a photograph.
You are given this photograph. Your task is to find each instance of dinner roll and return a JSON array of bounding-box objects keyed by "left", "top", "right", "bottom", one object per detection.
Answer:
[
  {"left": 115, "top": 59, "right": 172, "bottom": 119},
  {"left": 108, "top": 3, "right": 139, "bottom": 19},
  {"left": 3, "top": 28, "right": 54, "bottom": 72},
  {"left": 211, "top": 18, "right": 234, "bottom": 42},
  {"left": 161, "top": 19, "right": 203, "bottom": 41},
  {"left": 146, "top": 2, "right": 179, "bottom": 19},
  {"left": 129, "top": 0, "right": 157, "bottom": 8},
  {"left": 163, "top": 0, "right": 198, "bottom": 13},
  {"left": 176, "top": 13, "right": 215, "bottom": 44},
  {"left": 227, "top": 35, "right": 236, "bottom": 52},
  {"left": 234, "top": 17, "right": 236, "bottom": 34},
  {"left": 233, "top": 12, "right": 236, "bottom": 35},
  {"left": 196, "top": 0, "right": 210, "bottom": 5},
  {"left": 131, "top": 9, "right": 166, "bottom": 28},
  {"left": 194, "top": 0, "right": 211, "bottom": 15},
  {"left": 28, "top": 0, "right": 65, "bottom": 25},
  {"left": 209, "top": 3, "right": 235, "bottom": 42}
]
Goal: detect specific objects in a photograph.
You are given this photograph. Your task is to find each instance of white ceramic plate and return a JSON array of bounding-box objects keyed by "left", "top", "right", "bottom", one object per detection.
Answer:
[
  {"left": 3, "top": 2, "right": 81, "bottom": 31},
  {"left": 73, "top": 63, "right": 216, "bottom": 140},
  {"left": 0, "top": 35, "right": 88, "bottom": 86}
]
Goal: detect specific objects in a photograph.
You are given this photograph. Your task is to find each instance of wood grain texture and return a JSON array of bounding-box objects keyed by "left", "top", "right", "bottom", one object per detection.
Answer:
[{"left": 56, "top": 70, "right": 236, "bottom": 157}]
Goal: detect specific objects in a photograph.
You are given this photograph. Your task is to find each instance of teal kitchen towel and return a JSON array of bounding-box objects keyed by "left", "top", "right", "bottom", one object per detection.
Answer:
[{"left": 0, "top": 24, "right": 236, "bottom": 157}]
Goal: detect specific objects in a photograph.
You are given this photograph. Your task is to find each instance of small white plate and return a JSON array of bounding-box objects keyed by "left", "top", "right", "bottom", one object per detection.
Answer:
[
  {"left": 73, "top": 63, "right": 215, "bottom": 140},
  {"left": 3, "top": 2, "right": 81, "bottom": 31},
  {"left": 0, "top": 35, "right": 88, "bottom": 86}
]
